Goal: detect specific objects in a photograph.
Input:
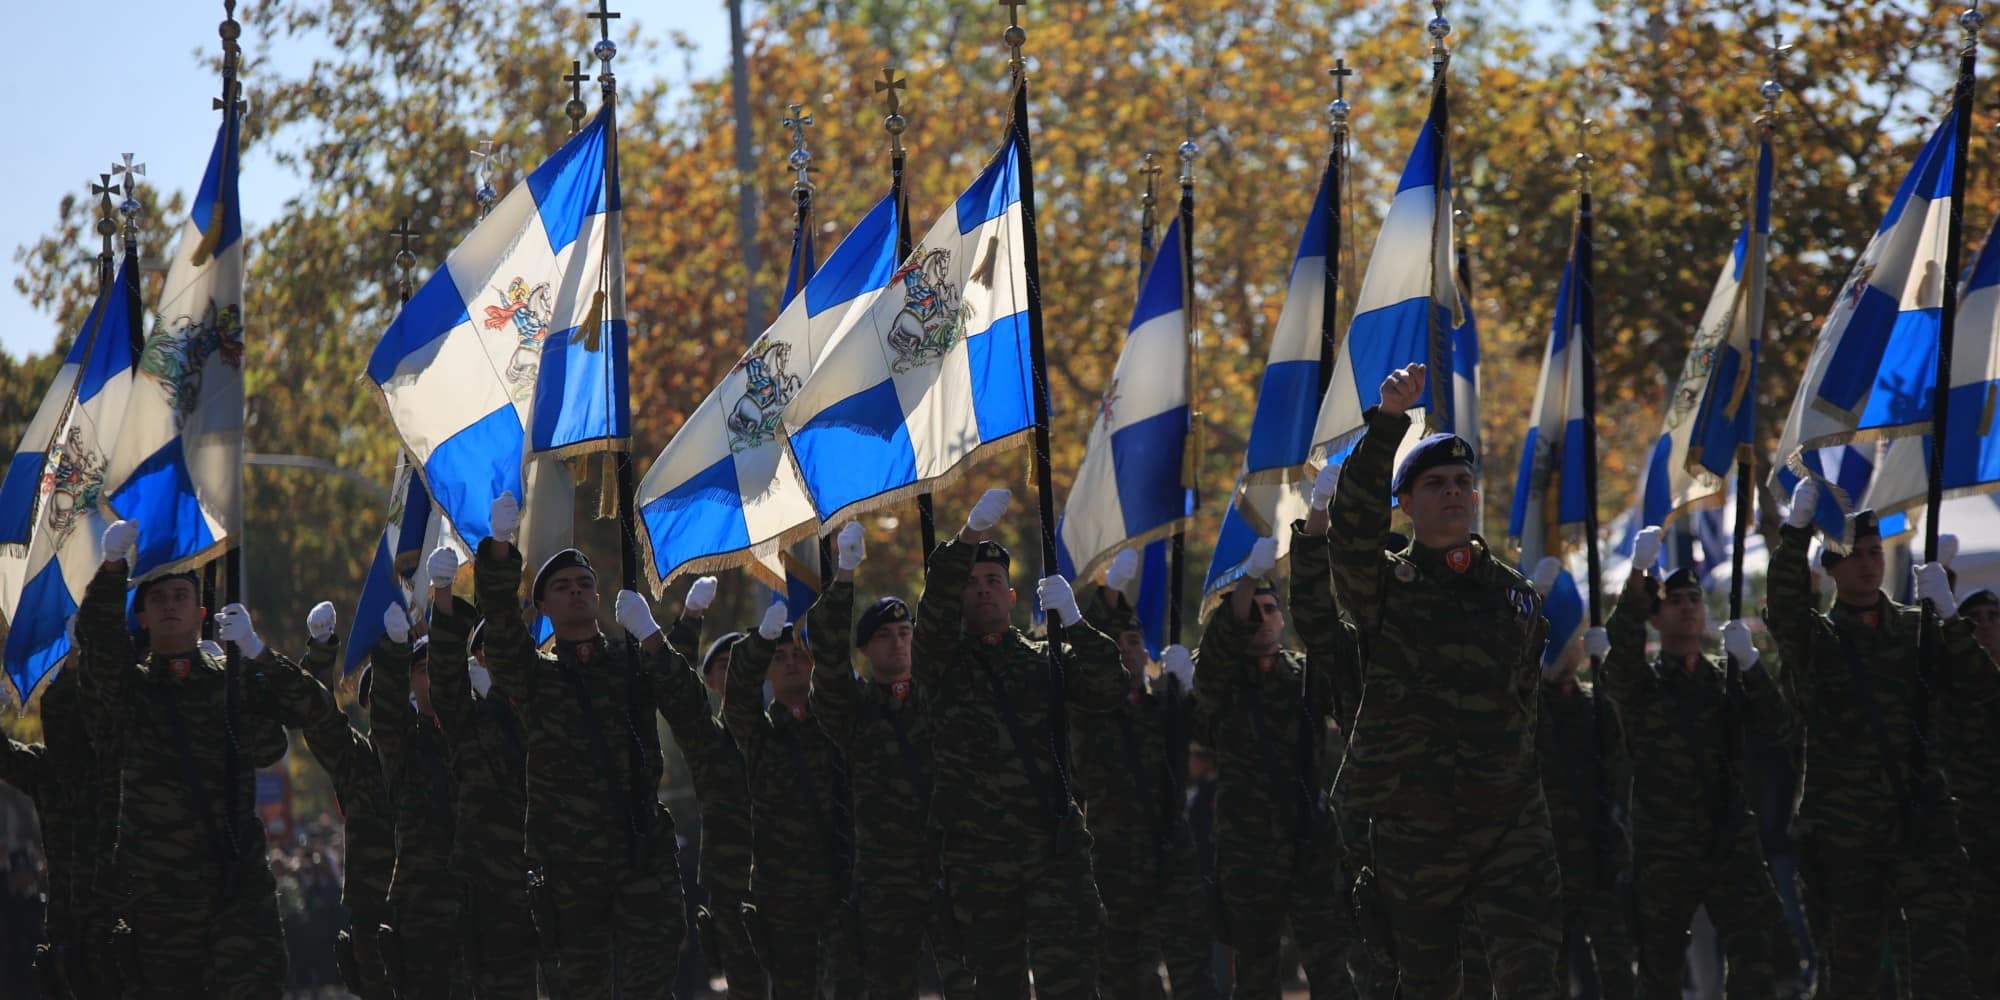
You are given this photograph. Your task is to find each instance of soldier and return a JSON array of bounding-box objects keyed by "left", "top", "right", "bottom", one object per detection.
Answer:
[
  {"left": 421, "top": 546, "right": 538, "bottom": 1000},
  {"left": 805, "top": 522, "right": 976, "bottom": 1000},
  {"left": 1071, "top": 547, "right": 1217, "bottom": 1000},
  {"left": 915, "top": 487, "right": 1128, "bottom": 1000},
  {"left": 1324, "top": 364, "right": 1562, "bottom": 999},
  {"left": 76, "top": 518, "right": 334, "bottom": 997},
  {"left": 1946, "top": 585, "right": 1998, "bottom": 995},
  {"left": 471, "top": 491, "right": 689, "bottom": 999},
  {"left": 1200, "top": 508, "right": 1359, "bottom": 999},
  {"left": 296, "top": 602, "right": 397, "bottom": 1000},
  {"left": 1766, "top": 488, "right": 1992, "bottom": 998}
]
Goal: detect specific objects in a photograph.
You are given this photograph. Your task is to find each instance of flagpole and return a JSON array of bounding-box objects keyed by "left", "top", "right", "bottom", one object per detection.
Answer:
[
  {"left": 1733, "top": 35, "right": 1785, "bottom": 627},
  {"left": 1170, "top": 109, "right": 1200, "bottom": 648},
  {"left": 788, "top": 102, "right": 833, "bottom": 584},
  {"left": 1138, "top": 154, "right": 1160, "bottom": 273},
  {"left": 1424, "top": 5, "right": 1453, "bottom": 433},
  {"left": 1574, "top": 118, "right": 1604, "bottom": 630},
  {"left": 1455, "top": 220, "right": 1480, "bottom": 531},
  {"left": 878, "top": 67, "right": 936, "bottom": 557},
  {"left": 1319, "top": 60, "right": 1352, "bottom": 400},
  {"left": 1925, "top": 5, "right": 1980, "bottom": 566}
]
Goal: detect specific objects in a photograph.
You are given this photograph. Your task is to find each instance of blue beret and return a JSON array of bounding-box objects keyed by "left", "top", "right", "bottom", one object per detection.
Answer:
[
  {"left": 1391, "top": 433, "right": 1477, "bottom": 494},
  {"left": 855, "top": 596, "right": 913, "bottom": 647}
]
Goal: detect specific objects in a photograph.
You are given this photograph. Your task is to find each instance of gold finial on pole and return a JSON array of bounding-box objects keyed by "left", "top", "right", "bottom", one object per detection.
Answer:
[
  {"left": 1962, "top": 1, "right": 1984, "bottom": 56},
  {"left": 875, "top": 67, "right": 908, "bottom": 157},
  {"left": 564, "top": 59, "right": 591, "bottom": 133},
  {"left": 1428, "top": 0, "right": 1452, "bottom": 76},
  {"left": 1571, "top": 114, "right": 1601, "bottom": 190},
  {"left": 784, "top": 103, "right": 817, "bottom": 203},
  {"left": 1178, "top": 97, "right": 1202, "bottom": 189},
  {"left": 1757, "top": 28, "right": 1790, "bottom": 129},
  {"left": 999, "top": 0, "right": 1028, "bottom": 77}
]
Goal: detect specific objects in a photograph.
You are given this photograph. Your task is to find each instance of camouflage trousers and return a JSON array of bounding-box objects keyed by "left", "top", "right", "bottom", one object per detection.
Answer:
[
  {"left": 343, "top": 902, "right": 395, "bottom": 1000},
  {"left": 1804, "top": 823, "right": 1974, "bottom": 1000},
  {"left": 119, "top": 856, "right": 286, "bottom": 1000},
  {"left": 854, "top": 871, "right": 976, "bottom": 1000},
  {"left": 945, "top": 823, "right": 1104, "bottom": 1000},
  {"left": 698, "top": 883, "right": 767, "bottom": 1000},
  {"left": 1965, "top": 831, "right": 1999, "bottom": 997},
  {"left": 747, "top": 885, "right": 863, "bottom": 1000},
  {"left": 460, "top": 878, "right": 539, "bottom": 1000},
  {"left": 391, "top": 888, "right": 466, "bottom": 999},
  {"left": 1372, "top": 795, "right": 1564, "bottom": 1000},
  {"left": 1093, "top": 830, "right": 1219, "bottom": 1000},
  {"left": 1216, "top": 832, "right": 1355, "bottom": 1000},
  {"left": 1631, "top": 841, "right": 1791, "bottom": 1000},
  {"left": 540, "top": 835, "right": 689, "bottom": 1000}
]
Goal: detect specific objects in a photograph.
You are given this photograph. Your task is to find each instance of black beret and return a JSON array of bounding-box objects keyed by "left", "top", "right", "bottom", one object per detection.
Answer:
[
  {"left": 1820, "top": 509, "right": 1881, "bottom": 568},
  {"left": 701, "top": 632, "right": 744, "bottom": 675},
  {"left": 356, "top": 665, "right": 374, "bottom": 709},
  {"left": 1960, "top": 588, "right": 1998, "bottom": 613},
  {"left": 532, "top": 548, "right": 594, "bottom": 603},
  {"left": 133, "top": 570, "right": 202, "bottom": 608},
  {"left": 1391, "top": 433, "right": 1478, "bottom": 494},
  {"left": 973, "top": 540, "right": 1011, "bottom": 571},
  {"left": 1662, "top": 567, "right": 1702, "bottom": 594},
  {"left": 855, "top": 596, "right": 913, "bottom": 648},
  {"left": 1082, "top": 587, "right": 1138, "bottom": 635}
]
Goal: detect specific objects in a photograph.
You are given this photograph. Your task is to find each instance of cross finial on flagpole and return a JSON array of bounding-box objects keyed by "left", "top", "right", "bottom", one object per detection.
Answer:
[
  {"left": 999, "top": 0, "right": 1028, "bottom": 75},
  {"left": 91, "top": 173, "right": 119, "bottom": 260},
  {"left": 1178, "top": 98, "right": 1202, "bottom": 188},
  {"left": 472, "top": 140, "right": 503, "bottom": 220},
  {"left": 875, "top": 67, "right": 909, "bottom": 157},
  {"left": 784, "top": 103, "right": 818, "bottom": 201},
  {"left": 1140, "top": 154, "right": 1162, "bottom": 210},
  {"left": 1962, "top": 2, "right": 1984, "bottom": 55},
  {"left": 1428, "top": 0, "right": 1452, "bottom": 75},
  {"left": 113, "top": 154, "right": 146, "bottom": 236},
  {"left": 1570, "top": 115, "right": 1601, "bottom": 188},
  {"left": 588, "top": 0, "right": 620, "bottom": 87},
  {"left": 390, "top": 217, "right": 421, "bottom": 298},
  {"left": 1758, "top": 28, "right": 1790, "bottom": 128},
  {"left": 1328, "top": 58, "right": 1355, "bottom": 138},
  {"left": 565, "top": 59, "right": 591, "bottom": 133}
]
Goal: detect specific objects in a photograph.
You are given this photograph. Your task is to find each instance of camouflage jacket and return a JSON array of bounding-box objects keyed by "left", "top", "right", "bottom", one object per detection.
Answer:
[
  {"left": 1289, "top": 521, "right": 1368, "bottom": 733},
  {"left": 807, "top": 582, "right": 938, "bottom": 888},
  {"left": 75, "top": 564, "right": 332, "bottom": 891},
  {"left": 1327, "top": 408, "right": 1549, "bottom": 821},
  {"left": 369, "top": 636, "right": 460, "bottom": 907},
  {"left": 1535, "top": 680, "right": 1629, "bottom": 892},
  {"left": 1602, "top": 575, "right": 1790, "bottom": 861},
  {"left": 1945, "top": 628, "right": 2000, "bottom": 845},
  {"left": 1767, "top": 524, "right": 2000, "bottom": 847},
  {"left": 913, "top": 539, "right": 1126, "bottom": 853},
  {"left": 474, "top": 539, "right": 693, "bottom": 881},
  {"left": 3, "top": 666, "right": 115, "bottom": 923},
  {"left": 427, "top": 599, "right": 530, "bottom": 887},
  {"left": 1194, "top": 603, "right": 1336, "bottom": 857},
  {"left": 659, "top": 613, "right": 754, "bottom": 897},
  {"left": 1070, "top": 587, "right": 1199, "bottom": 855},
  {"left": 725, "top": 628, "right": 850, "bottom": 904},
  {"left": 297, "top": 639, "right": 395, "bottom": 916}
]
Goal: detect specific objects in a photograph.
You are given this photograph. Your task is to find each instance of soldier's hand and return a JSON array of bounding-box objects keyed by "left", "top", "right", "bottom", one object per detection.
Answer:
[
  {"left": 307, "top": 601, "right": 338, "bottom": 644},
  {"left": 1530, "top": 557, "right": 1564, "bottom": 597},
  {"left": 101, "top": 519, "right": 138, "bottom": 567},
  {"left": 615, "top": 590, "right": 662, "bottom": 643},
  {"left": 427, "top": 546, "right": 460, "bottom": 590},
  {"left": 1310, "top": 462, "right": 1340, "bottom": 512},
  {"left": 836, "top": 522, "right": 867, "bottom": 572},
  {"left": 1939, "top": 533, "right": 1959, "bottom": 567},
  {"left": 382, "top": 604, "right": 411, "bottom": 645},
  {"left": 1783, "top": 480, "right": 1817, "bottom": 530},
  {"left": 1161, "top": 643, "right": 1194, "bottom": 688},
  {"left": 1378, "top": 363, "right": 1426, "bottom": 417},
  {"left": 1037, "top": 575, "right": 1081, "bottom": 628},
  {"left": 1914, "top": 562, "right": 1957, "bottom": 617},
  {"left": 199, "top": 639, "right": 224, "bottom": 659},
  {"left": 684, "top": 575, "right": 719, "bottom": 615},
  {"left": 216, "top": 603, "right": 266, "bottom": 659},
  {"left": 1631, "top": 525, "right": 1663, "bottom": 571},
  {"left": 1721, "top": 620, "right": 1759, "bottom": 671},
  {"left": 1244, "top": 536, "right": 1278, "bottom": 579},
  {"left": 758, "top": 602, "right": 790, "bottom": 641},
  {"left": 489, "top": 490, "right": 521, "bottom": 545},
  {"left": 965, "top": 489, "right": 1012, "bottom": 534},
  {"left": 1583, "top": 626, "right": 1610, "bottom": 661},
  {"left": 1105, "top": 548, "right": 1139, "bottom": 593}
]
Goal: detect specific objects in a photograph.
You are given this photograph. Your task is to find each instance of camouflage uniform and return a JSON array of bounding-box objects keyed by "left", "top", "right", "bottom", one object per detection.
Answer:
[
  {"left": 1071, "top": 586, "right": 1218, "bottom": 1000},
  {"left": 915, "top": 539, "right": 1128, "bottom": 1000},
  {"left": 1766, "top": 524, "right": 1992, "bottom": 999},
  {"left": 74, "top": 563, "right": 334, "bottom": 999},
  {"left": 370, "top": 635, "right": 466, "bottom": 997},
  {"left": 1325, "top": 408, "right": 1562, "bottom": 999},
  {"left": 660, "top": 613, "right": 765, "bottom": 1000},
  {"left": 806, "top": 581, "right": 977, "bottom": 1000},
  {"left": 1943, "top": 617, "right": 1998, "bottom": 996},
  {"left": 427, "top": 598, "right": 538, "bottom": 1000},
  {"left": 297, "top": 637, "right": 397, "bottom": 1000},
  {"left": 1534, "top": 676, "right": 1637, "bottom": 999},
  {"left": 1197, "top": 526, "right": 1359, "bottom": 1000},
  {"left": 473, "top": 539, "right": 689, "bottom": 1000}
]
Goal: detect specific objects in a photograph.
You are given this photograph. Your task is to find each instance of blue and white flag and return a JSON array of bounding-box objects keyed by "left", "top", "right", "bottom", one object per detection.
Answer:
[
  {"left": 343, "top": 454, "right": 461, "bottom": 675},
  {"left": 1451, "top": 265, "right": 1481, "bottom": 461},
  {"left": 1539, "top": 565, "right": 1587, "bottom": 668},
  {"left": 1057, "top": 215, "right": 1192, "bottom": 588},
  {"left": 1642, "top": 137, "right": 1772, "bottom": 529},
  {"left": 636, "top": 196, "right": 901, "bottom": 592},
  {"left": 368, "top": 108, "right": 624, "bottom": 549},
  {"left": 0, "top": 282, "right": 125, "bottom": 554},
  {"left": 1508, "top": 205, "right": 1592, "bottom": 565},
  {"left": 1, "top": 260, "right": 141, "bottom": 701},
  {"left": 104, "top": 113, "right": 245, "bottom": 580},
  {"left": 753, "top": 215, "right": 833, "bottom": 612},
  {"left": 783, "top": 135, "right": 1035, "bottom": 526}
]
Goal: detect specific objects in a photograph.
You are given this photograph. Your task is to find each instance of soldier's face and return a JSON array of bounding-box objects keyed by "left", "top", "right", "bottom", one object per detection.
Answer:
[
  {"left": 136, "top": 580, "right": 204, "bottom": 647},
  {"left": 702, "top": 650, "right": 730, "bottom": 697},
  {"left": 769, "top": 638, "right": 812, "bottom": 701},
  {"left": 1827, "top": 537, "right": 1886, "bottom": 600},
  {"left": 1397, "top": 465, "right": 1478, "bottom": 540},
  {"left": 1117, "top": 629, "right": 1149, "bottom": 674},
  {"left": 411, "top": 663, "right": 434, "bottom": 717},
  {"left": 961, "top": 563, "right": 1016, "bottom": 634},
  {"left": 1249, "top": 594, "right": 1285, "bottom": 652},
  {"left": 538, "top": 567, "right": 600, "bottom": 629},
  {"left": 1649, "top": 587, "right": 1706, "bottom": 642},
  {"left": 1964, "top": 599, "right": 2000, "bottom": 657},
  {"left": 862, "top": 622, "right": 914, "bottom": 679}
]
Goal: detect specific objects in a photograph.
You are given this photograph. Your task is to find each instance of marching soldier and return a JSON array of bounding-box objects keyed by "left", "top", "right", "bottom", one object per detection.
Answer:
[
  {"left": 77, "top": 518, "right": 335, "bottom": 997},
  {"left": 915, "top": 487, "right": 1128, "bottom": 1000},
  {"left": 805, "top": 522, "right": 976, "bottom": 1000},
  {"left": 471, "top": 491, "right": 689, "bottom": 999},
  {"left": 1072, "top": 548, "right": 1217, "bottom": 1000},
  {"left": 1324, "top": 364, "right": 1563, "bottom": 999},
  {"left": 1766, "top": 489, "right": 1991, "bottom": 998},
  {"left": 1950, "top": 586, "right": 1999, "bottom": 995}
]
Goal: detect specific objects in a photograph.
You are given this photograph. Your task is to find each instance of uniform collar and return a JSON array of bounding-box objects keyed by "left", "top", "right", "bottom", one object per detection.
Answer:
[
  {"left": 555, "top": 632, "right": 607, "bottom": 664},
  {"left": 877, "top": 677, "right": 915, "bottom": 703},
  {"left": 1407, "top": 535, "right": 1489, "bottom": 578},
  {"left": 149, "top": 649, "right": 214, "bottom": 682}
]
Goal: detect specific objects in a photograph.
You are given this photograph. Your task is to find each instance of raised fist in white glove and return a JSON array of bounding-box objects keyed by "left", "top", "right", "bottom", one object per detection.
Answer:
[
  {"left": 1583, "top": 626, "right": 1610, "bottom": 661},
  {"left": 198, "top": 639, "right": 224, "bottom": 659},
  {"left": 307, "top": 601, "right": 338, "bottom": 643},
  {"left": 1914, "top": 562, "right": 1958, "bottom": 617},
  {"left": 1531, "top": 557, "right": 1564, "bottom": 598},
  {"left": 1310, "top": 462, "right": 1340, "bottom": 512},
  {"left": 1939, "top": 533, "right": 1960, "bottom": 568},
  {"left": 615, "top": 590, "right": 661, "bottom": 642},
  {"left": 837, "top": 522, "right": 867, "bottom": 572},
  {"left": 1038, "top": 575, "right": 1081, "bottom": 627},
  {"left": 966, "top": 489, "right": 1012, "bottom": 533},
  {"left": 489, "top": 491, "right": 520, "bottom": 544},
  {"left": 1161, "top": 643, "right": 1194, "bottom": 688},
  {"left": 215, "top": 603, "right": 265, "bottom": 659},
  {"left": 1784, "top": 480, "right": 1818, "bottom": 530},
  {"left": 1245, "top": 536, "right": 1279, "bottom": 579},
  {"left": 684, "top": 575, "right": 718, "bottom": 615},
  {"left": 1106, "top": 548, "right": 1139, "bottom": 593},
  {"left": 427, "top": 546, "right": 460, "bottom": 589},
  {"left": 101, "top": 519, "right": 138, "bottom": 566},
  {"left": 759, "top": 602, "right": 790, "bottom": 641},
  {"left": 1631, "top": 525, "right": 1663, "bottom": 572},
  {"left": 1722, "top": 619, "right": 1759, "bottom": 670},
  {"left": 382, "top": 604, "right": 411, "bottom": 645}
]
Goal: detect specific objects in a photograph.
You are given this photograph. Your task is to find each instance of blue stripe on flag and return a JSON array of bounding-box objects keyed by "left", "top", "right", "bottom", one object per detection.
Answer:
[
  {"left": 789, "top": 381, "right": 917, "bottom": 519},
  {"left": 966, "top": 311, "right": 1034, "bottom": 443},
  {"left": 1557, "top": 417, "right": 1591, "bottom": 524},
  {"left": 1641, "top": 432, "right": 1673, "bottom": 528},
  {"left": 1817, "top": 286, "right": 1906, "bottom": 414},
  {"left": 526, "top": 110, "right": 612, "bottom": 253},
  {"left": 1855, "top": 307, "right": 1943, "bottom": 429},
  {"left": 422, "top": 405, "right": 525, "bottom": 547},
  {"left": 1203, "top": 493, "right": 1259, "bottom": 591},
  {"left": 190, "top": 113, "right": 243, "bottom": 253},
  {"left": 0, "top": 451, "right": 47, "bottom": 546},
  {"left": 531, "top": 318, "right": 632, "bottom": 452},
  {"left": 4, "top": 559, "right": 77, "bottom": 702},
  {"left": 1136, "top": 539, "right": 1168, "bottom": 658},
  {"left": 366, "top": 274, "right": 475, "bottom": 384},
  {"left": 638, "top": 451, "right": 755, "bottom": 584},
  {"left": 1540, "top": 569, "right": 1584, "bottom": 666},
  {"left": 1111, "top": 407, "right": 1195, "bottom": 536},
  {"left": 1507, "top": 426, "right": 1543, "bottom": 540},
  {"left": 806, "top": 195, "right": 899, "bottom": 317},
  {"left": 344, "top": 534, "right": 404, "bottom": 675},
  {"left": 956, "top": 137, "right": 1022, "bottom": 233},
  {"left": 1344, "top": 298, "right": 1446, "bottom": 415},
  {"left": 111, "top": 442, "right": 221, "bottom": 578},
  {"left": 1131, "top": 217, "right": 1185, "bottom": 328},
  {"left": 1876, "top": 112, "right": 1955, "bottom": 234},
  {"left": 1941, "top": 381, "right": 2000, "bottom": 489},
  {"left": 1244, "top": 359, "right": 1320, "bottom": 472}
]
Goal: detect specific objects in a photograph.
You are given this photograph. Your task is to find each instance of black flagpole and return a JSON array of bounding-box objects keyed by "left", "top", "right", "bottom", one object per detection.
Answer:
[
  {"left": 878, "top": 68, "right": 933, "bottom": 557},
  {"left": 1734, "top": 38, "right": 1784, "bottom": 628},
  {"left": 1926, "top": 10, "right": 1979, "bottom": 567},
  {"left": 1170, "top": 112, "right": 1199, "bottom": 648}
]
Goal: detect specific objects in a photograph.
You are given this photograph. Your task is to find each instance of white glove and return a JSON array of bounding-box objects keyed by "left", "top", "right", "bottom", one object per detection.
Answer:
[
  {"left": 1530, "top": 557, "right": 1564, "bottom": 597},
  {"left": 468, "top": 662, "right": 493, "bottom": 697},
  {"left": 1310, "top": 462, "right": 1340, "bottom": 512},
  {"left": 1722, "top": 619, "right": 1760, "bottom": 670},
  {"left": 684, "top": 575, "right": 718, "bottom": 615},
  {"left": 489, "top": 490, "right": 520, "bottom": 544},
  {"left": 101, "top": 519, "right": 138, "bottom": 565},
  {"left": 1784, "top": 480, "right": 1817, "bottom": 530},
  {"left": 427, "top": 546, "right": 460, "bottom": 589},
  {"left": 759, "top": 602, "right": 790, "bottom": 641},
  {"left": 215, "top": 603, "right": 265, "bottom": 659},
  {"left": 307, "top": 601, "right": 337, "bottom": 643},
  {"left": 1106, "top": 548, "right": 1139, "bottom": 593},
  {"left": 837, "top": 522, "right": 867, "bottom": 572},
  {"left": 1631, "top": 525, "right": 1663, "bottom": 571},
  {"left": 1914, "top": 562, "right": 1958, "bottom": 617},
  {"left": 1939, "top": 533, "right": 1960, "bottom": 568},
  {"left": 1244, "top": 536, "right": 1279, "bottom": 579},
  {"left": 1038, "top": 575, "right": 1081, "bottom": 628},
  {"left": 1161, "top": 643, "right": 1195, "bottom": 688},
  {"left": 382, "top": 604, "right": 411, "bottom": 645},
  {"left": 966, "top": 488, "right": 1012, "bottom": 532},
  {"left": 198, "top": 639, "right": 224, "bottom": 659},
  {"left": 615, "top": 589, "right": 662, "bottom": 643},
  {"left": 1583, "top": 626, "right": 1610, "bottom": 660}
]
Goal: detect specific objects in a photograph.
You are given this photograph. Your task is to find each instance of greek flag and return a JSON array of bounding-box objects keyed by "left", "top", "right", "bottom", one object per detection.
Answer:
[
  {"left": 753, "top": 216, "right": 831, "bottom": 612},
  {"left": 367, "top": 107, "right": 625, "bottom": 549},
  {"left": 0, "top": 280, "right": 124, "bottom": 553},
  {"left": 1451, "top": 261, "right": 1481, "bottom": 461},
  {"left": 1642, "top": 137, "right": 1773, "bottom": 528},
  {"left": 783, "top": 134, "right": 1035, "bottom": 526},
  {"left": 635, "top": 195, "right": 900, "bottom": 592},
  {"left": 1508, "top": 203, "right": 1592, "bottom": 564},
  {"left": 1538, "top": 563, "right": 1586, "bottom": 668},
  {"left": 343, "top": 455, "right": 461, "bottom": 675},
  {"left": 1057, "top": 215, "right": 1191, "bottom": 589}
]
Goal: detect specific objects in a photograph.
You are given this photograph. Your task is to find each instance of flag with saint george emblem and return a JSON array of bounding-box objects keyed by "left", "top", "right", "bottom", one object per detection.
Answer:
[
  {"left": 753, "top": 202, "right": 835, "bottom": 614},
  {"left": 1508, "top": 199, "right": 1592, "bottom": 566}
]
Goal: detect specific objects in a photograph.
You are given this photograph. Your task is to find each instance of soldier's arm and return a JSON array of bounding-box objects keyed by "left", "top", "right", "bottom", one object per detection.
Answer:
[
  {"left": 76, "top": 563, "right": 139, "bottom": 723},
  {"left": 1736, "top": 653, "right": 1796, "bottom": 747},
  {"left": 1058, "top": 616, "right": 1127, "bottom": 713},
  {"left": 244, "top": 648, "right": 339, "bottom": 732},
  {"left": 1193, "top": 600, "right": 1245, "bottom": 727},
  {"left": 651, "top": 636, "right": 716, "bottom": 748},
  {"left": 1763, "top": 525, "right": 1818, "bottom": 700},
  {"left": 913, "top": 541, "right": 975, "bottom": 687},
  {"left": 1940, "top": 615, "right": 2000, "bottom": 706},
  {"left": 473, "top": 538, "right": 539, "bottom": 701},
  {"left": 367, "top": 637, "right": 416, "bottom": 790},
  {"left": 665, "top": 612, "right": 705, "bottom": 672},
  {"left": 427, "top": 596, "right": 477, "bottom": 746},
  {"left": 1599, "top": 573, "right": 1652, "bottom": 712},
  {"left": 1289, "top": 520, "right": 1343, "bottom": 662},
  {"left": 724, "top": 630, "right": 774, "bottom": 749},
  {"left": 1327, "top": 408, "right": 1409, "bottom": 638},
  {"left": 806, "top": 581, "right": 861, "bottom": 751},
  {"left": 0, "top": 739, "right": 48, "bottom": 800}
]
